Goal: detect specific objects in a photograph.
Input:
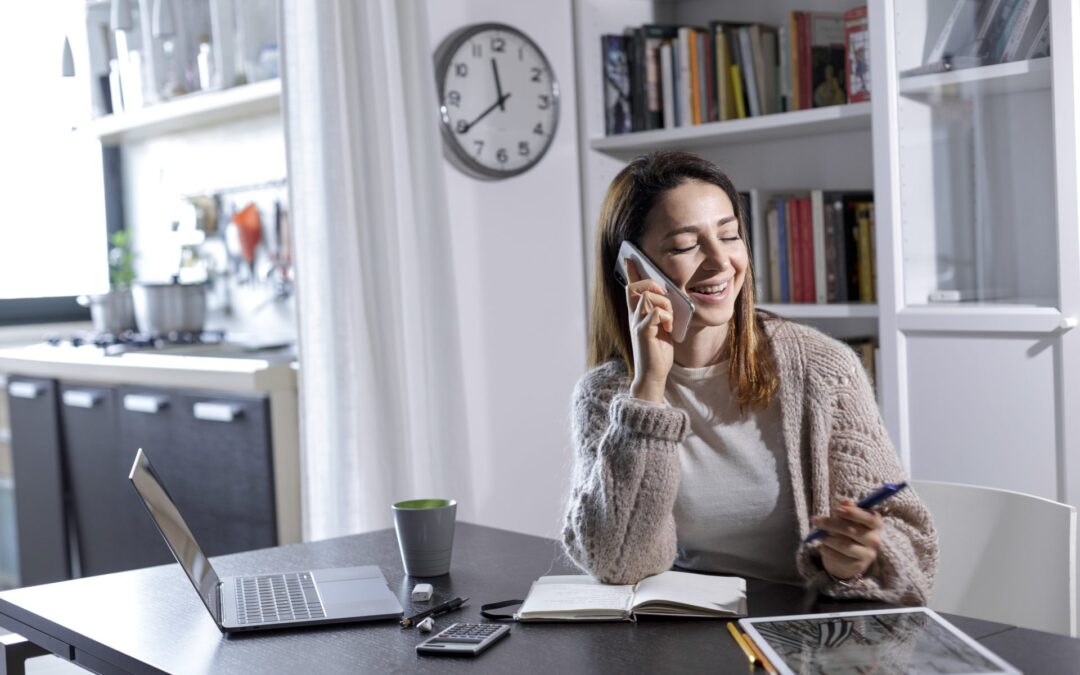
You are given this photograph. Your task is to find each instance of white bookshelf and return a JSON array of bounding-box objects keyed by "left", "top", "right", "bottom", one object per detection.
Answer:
[
  {"left": 899, "top": 56, "right": 1052, "bottom": 97},
  {"left": 760, "top": 303, "right": 878, "bottom": 320},
  {"left": 78, "top": 79, "right": 281, "bottom": 146},
  {"left": 590, "top": 102, "right": 871, "bottom": 154}
]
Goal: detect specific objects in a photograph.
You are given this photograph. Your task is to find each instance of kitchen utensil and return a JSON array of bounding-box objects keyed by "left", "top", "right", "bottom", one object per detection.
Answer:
[
  {"left": 233, "top": 202, "right": 262, "bottom": 277},
  {"left": 131, "top": 281, "right": 208, "bottom": 334},
  {"left": 77, "top": 290, "right": 137, "bottom": 335}
]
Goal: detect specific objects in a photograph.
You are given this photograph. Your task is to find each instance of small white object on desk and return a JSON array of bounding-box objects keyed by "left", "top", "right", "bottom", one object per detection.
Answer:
[
  {"left": 417, "top": 617, "right": 435, "bottom": 633},
  {"left": 411, "top": 583, "right": 434, "bottom": 602}
]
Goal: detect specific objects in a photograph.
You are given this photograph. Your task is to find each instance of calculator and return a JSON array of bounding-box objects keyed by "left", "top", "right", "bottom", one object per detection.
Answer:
[{"left": 415, "top": 622, "right": 510, "bottom": 656}]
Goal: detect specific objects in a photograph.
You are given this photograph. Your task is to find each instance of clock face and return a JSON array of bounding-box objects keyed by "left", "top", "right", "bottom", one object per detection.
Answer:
[{"left": 436, "top": 23, "right": 559, "bottom": 180}]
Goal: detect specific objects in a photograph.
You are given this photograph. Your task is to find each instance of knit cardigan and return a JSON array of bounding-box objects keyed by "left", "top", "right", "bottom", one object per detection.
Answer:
[{"left": 562, "top": 317, "right": 937, "bottom": 606}]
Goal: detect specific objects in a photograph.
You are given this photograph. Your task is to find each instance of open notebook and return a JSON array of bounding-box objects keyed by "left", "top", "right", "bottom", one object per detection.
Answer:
[{"left": 517, "top": 571, "right": 747, "bottom": 621}]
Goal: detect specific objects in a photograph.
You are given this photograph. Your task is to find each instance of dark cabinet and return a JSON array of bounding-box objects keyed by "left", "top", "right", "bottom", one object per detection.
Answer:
[
  {"left": 6, "top": 376, "right": 278, "bottom": 585},
  {"left": 7, "top": 377, "right": 70, "bottom": 585}
]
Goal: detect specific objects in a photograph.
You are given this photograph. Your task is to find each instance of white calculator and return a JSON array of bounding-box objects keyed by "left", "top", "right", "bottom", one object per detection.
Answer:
[{"left": 415, "top": 622, "right": 510, "bottom": 656}]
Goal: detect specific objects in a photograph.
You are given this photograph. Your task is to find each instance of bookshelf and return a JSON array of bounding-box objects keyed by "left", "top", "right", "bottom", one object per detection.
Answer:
[{"left": 575, "top": 0, "right": 1080, "bottom": 581}]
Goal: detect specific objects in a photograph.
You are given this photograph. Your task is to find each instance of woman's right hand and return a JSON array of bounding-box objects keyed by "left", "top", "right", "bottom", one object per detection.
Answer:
[{"left": 625, "top": 258, "right": 675, "bottom": 403}]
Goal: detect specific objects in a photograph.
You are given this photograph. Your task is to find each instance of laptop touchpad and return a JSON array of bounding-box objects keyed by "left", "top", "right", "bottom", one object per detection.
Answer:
[{"left": 320, "top": 579, "right": 382, "bottom": 605}]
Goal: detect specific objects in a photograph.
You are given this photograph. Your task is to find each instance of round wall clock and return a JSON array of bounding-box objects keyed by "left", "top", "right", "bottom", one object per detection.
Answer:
[{"left": 434, "top": 23, "right": 560, "bottom": 180}]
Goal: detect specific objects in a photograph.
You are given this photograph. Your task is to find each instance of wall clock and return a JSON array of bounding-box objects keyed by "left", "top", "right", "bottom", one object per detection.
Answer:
[{"left": 434, "top": 23, "right": 560, "bottom": 180}]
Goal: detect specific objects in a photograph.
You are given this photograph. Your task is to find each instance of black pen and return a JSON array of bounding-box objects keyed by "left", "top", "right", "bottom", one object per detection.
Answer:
[{"left": 400, "top": 596, "right": 469, "bottom": 628}]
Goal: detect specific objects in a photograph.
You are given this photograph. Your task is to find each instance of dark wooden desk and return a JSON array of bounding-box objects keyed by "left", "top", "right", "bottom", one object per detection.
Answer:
[{"left": 0, "top": 523, "right": 1077, "bottom": 674}]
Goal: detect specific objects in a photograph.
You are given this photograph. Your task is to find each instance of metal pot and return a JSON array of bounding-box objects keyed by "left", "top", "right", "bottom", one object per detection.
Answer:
[
  {"left": 77, "top": 289, "right": 136, "bottom": 335},
  {"left": 131, "top": 281, "right": 208, "bottom": 335}
]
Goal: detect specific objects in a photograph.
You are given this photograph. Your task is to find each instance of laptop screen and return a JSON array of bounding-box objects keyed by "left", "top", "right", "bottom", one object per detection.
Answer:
[{"left": 128, "top": 448, "right": 221, "bottom": 621}]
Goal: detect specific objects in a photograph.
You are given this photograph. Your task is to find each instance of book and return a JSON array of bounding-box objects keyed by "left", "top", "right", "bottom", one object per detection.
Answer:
[
  {"left": 978, "top": 0, "right": 1026, "bottom": 64},
  {"left": 811, "top": 190, "right": 827, "bottom": 304},
  {"left": 660, "top": 42, "right": 676, "bottom": 129},
  {"left": 746, "top": 190, "right": 769, "bottom": 301},
  {"left": 854, "top": 201, "right": 876, "bottom": 302},
  {"left": 1024, "top": 12, "right": 1050, "bottom": 59},
  {"left": 1001, "top": 0, "right": 1048, "bottom": 62},
  {"left": 841, "top": 193, "right": 873, "bottom": 301},
  {"left": 627, "top": 28, "right": 646, "bottom": 131},
  {"left": 808, "top": 13, "right": 847, "bottom": 107},
  {"left": 823, "top": 192, "right": 848, "bottom": 303},
  {"left": 798, "top": 197, "right": 815, "bottom": 302},
  {"left": 788, "top": 11, "right": 801, "bottom": 110},
  {"left": 601, "top": 35, "right": 633, "bottom": 135},
  {"left": 778, "top": 24, "right": 792, "bottom": 112},
  {"left": 787, "top": 197, "right": 803, "bottom": 302},
  {"left": 678, "top": 28, "right": 694, "bottom": 127},
  {"left": 844, "top": 6, "right": 870, "bottom": 103},
  {"left": 643, "top": 26, "right": 680, "bottom": 129},
  {"left": 775, "top": 198, "right": 790, "bottom": 303},
  {"left": 516, "top": 571, "right": 747, "bottom": 621},
  {"left": 730, "top": 64, "right": 747, "bottom": 119},
  {"left": 737, "top": 26, "right": 761, "bottom": 117},
  {"left": 767, "top": 205, "right": 781, "bottom": 302},
  {"left": 749, "top": 25, "right": 768, "bottom": 116},
  {"left": 759, "top": 26, "right": 780, "bottom": 114},
  {"left": 712, "top": 23, "right": 737, "bottom": 121},
  {"left": 689, "top": 29, "right": 702, "bottom": 125}
]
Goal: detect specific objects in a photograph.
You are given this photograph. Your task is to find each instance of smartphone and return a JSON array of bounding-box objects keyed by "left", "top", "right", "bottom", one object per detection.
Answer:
[{"left": 613, "top": 240, "right": 696, "bottom": 343}]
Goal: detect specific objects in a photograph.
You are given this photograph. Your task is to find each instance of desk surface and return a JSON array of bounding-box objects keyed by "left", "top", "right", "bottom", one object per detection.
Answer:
[{"left": 0, "top": 523, "right": 1077, "bottom": 674}]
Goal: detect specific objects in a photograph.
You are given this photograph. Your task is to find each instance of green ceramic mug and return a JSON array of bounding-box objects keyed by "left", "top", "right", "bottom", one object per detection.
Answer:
[{"left": 391, "top": 499, "right": 457, "bottom": 577}]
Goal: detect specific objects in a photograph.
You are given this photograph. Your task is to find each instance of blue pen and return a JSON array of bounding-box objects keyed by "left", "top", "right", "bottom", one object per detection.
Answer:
[{"left": 803, "top": 481, "right": 909, "bottom": 544}]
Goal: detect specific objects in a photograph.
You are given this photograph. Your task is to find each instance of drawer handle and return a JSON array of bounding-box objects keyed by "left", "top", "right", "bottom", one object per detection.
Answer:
[
  {"left": 62, "top": 390, "right": 102, "bottom": 409},
  {"left": 123, "top": 394, "right": 169, "bottom": 414},
  {"left": 193, "top": 402, "right": 243, "bottom": 423},
  {"left": 8, "top": 382, "right": 42, "bottom": 399}
]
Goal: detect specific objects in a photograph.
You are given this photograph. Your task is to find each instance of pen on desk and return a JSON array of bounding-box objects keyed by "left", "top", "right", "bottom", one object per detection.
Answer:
[
  {"left": 400, "top": 596, "right": 468, "bottom": 628},
  {"left": 803, "top": 481, "right": 909, "bottom": 544},
  {"left": 726, "top": 621, "right": 757, "bottom": 666},
  {"left": 742, "top": 635, "right": 778, "bottom": 675}
]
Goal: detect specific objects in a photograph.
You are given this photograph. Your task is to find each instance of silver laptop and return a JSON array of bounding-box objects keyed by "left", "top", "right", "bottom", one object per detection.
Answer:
[{"left": 128, "top": 448, "right": 404, "bottom": 632}]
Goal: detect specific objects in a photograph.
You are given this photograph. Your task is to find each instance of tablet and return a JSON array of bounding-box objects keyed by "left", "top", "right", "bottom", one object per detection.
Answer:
[{"left": 740, "top": 607, "right": 1020, "bottom": 675}]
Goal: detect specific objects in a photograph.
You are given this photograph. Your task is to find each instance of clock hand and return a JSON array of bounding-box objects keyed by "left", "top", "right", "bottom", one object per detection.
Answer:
[
  {"left": 492, "top": 58, "right": 505, "bottom": 111},
  {"left": 461, "top": 92, "right": 511, "bottom": 133}
]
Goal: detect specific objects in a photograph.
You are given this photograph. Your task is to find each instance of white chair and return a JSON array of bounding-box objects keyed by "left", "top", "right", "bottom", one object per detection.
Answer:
[{"left": 912, "top": 480, "right": 1077, "bottom": 637}]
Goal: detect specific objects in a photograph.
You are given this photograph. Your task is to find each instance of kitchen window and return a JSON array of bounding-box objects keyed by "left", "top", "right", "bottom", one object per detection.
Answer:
[{"left": 0, "top": 5, "right": 109, "bottom": 324}]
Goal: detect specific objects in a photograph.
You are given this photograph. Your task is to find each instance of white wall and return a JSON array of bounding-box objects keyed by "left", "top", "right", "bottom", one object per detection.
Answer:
[{"left": 426, "top": 0, "right": 587, "bottom": 538}]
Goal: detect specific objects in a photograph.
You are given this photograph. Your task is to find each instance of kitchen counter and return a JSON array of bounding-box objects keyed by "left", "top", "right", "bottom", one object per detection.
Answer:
[{"left": 0, "top": 342, "right": 297, "bottom": 392}]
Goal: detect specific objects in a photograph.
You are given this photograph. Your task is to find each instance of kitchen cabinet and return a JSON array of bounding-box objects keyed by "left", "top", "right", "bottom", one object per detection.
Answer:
[
  {"left": 6, "top": 375, "right": 279, "bottom": 585},
  {"left": 6, "top": 377, "right": 70, "bottom": 585}
]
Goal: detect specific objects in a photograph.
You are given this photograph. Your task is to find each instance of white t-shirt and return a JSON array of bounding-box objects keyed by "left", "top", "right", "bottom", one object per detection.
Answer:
[{"left": 665, "top": 360, "right": 801, "bottom": 584}]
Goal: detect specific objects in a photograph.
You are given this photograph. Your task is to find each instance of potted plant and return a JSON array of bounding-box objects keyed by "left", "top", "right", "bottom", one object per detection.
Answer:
[{"left": 78, "top": 231, "right": 137, "bottom": 335}]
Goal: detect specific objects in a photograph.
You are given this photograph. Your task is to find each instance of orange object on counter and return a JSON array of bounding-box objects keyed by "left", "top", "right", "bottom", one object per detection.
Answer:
[{"left": 233, "top": 202, "right": 262, "bottom": 265}]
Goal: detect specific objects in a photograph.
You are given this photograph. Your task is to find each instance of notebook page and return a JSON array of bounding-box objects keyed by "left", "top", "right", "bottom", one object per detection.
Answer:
[
  {"left": 632, "top": 571, "right": 746, "bottom": 615},
  {"left": 518, "top": 576, "right": 634, "bottom": 618}
]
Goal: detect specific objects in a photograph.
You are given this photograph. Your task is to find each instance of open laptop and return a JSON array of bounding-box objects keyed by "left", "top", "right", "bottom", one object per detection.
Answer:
[{"left": 128, "top": 448, "right": 404, "bottom": 632}]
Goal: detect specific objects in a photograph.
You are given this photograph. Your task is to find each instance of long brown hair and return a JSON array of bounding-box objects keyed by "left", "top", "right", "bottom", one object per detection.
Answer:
[{"left": 586, "top": 151, "right": 778, "bottom": 411}]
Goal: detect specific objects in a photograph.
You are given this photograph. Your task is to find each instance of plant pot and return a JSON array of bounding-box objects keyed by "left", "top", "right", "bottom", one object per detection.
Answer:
[
  {"left": 131, "top": 282, "right": 208, "bottom": 335},
  {"left": 77, "top": 289, "right": 136, "bottom": 335}
]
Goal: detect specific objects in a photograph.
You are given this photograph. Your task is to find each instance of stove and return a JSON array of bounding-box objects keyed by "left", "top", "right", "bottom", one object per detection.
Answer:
[{"left": 44, "top": 330, "right": 227, "bottom": 356}]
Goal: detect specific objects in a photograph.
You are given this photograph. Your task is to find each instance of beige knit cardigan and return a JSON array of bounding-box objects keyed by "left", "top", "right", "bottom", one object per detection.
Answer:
[{"left": 562, "top": 317, "right": 937, "bottom": 605}]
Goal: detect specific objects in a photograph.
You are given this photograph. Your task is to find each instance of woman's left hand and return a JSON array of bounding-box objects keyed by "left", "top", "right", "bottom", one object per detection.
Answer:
[{"left": 811, "top": 499, "right": 884, "bottom": 581}]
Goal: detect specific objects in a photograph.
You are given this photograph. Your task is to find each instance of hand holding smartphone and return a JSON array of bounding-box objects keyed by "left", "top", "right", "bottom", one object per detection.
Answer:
[{"left": 614, "top": 240, "right": 696, "bottom": 343}]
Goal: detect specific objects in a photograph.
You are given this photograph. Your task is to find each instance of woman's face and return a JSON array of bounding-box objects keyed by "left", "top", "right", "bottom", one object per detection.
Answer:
[{"left": 638, "top": 179, "right": 748, "bottom": 332}]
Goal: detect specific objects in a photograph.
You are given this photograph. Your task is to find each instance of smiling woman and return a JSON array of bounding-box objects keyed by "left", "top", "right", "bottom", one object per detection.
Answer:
[
  {"left": 562, "top": 151, "right": 938, "bottom": 607},
  {"left": 0, "top": 4, "right": 109, "bottom": 319}
]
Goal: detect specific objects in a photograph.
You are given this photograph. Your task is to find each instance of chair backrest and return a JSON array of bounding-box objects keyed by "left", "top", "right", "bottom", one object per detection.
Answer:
[{"left": 912, "top": 480, "right": 1077, "bottom": 637}]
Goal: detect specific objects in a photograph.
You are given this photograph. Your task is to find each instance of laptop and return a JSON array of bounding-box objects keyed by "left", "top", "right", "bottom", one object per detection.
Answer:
[{"left": 128, "top": 448, "right": 404, "bottom": 632}]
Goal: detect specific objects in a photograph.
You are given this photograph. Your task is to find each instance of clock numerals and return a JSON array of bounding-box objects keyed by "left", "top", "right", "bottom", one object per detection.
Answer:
[
  {"left": 471, "top": 43, "right": 482, "bottom": 58},
  {"left": 518, "top": 141, "right": 531, "bottom": 157},
  {"left": 455, "top": 62, "right": 468, "bottom": 77},
  {"left": 533, "top": 122, "right": 544, "bottom": 136},
  {"left": 531, "top": 67, "right": 543, "bottom": 82},
  {"left": 474, "top": 140, "right": 484, "bottom": 157},
  {"left": 490, "top": 36, "right": 506, "bottom": 53},
  {"left": 456, "top": 119, "right": 468, "bottom": 134},
  {"left": 496, "top": 148, "right": 508, "bottom": 164},
  {"left": 538, "top": 95, "right": 551, "bottom": 110},
  {"left": 447, "top": 91, "right": 461, "bottom": 107}
]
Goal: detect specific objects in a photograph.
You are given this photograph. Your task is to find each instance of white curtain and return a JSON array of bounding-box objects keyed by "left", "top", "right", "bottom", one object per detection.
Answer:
[{"left": 280, "top": 0, "right": 471, "bottom": 539}]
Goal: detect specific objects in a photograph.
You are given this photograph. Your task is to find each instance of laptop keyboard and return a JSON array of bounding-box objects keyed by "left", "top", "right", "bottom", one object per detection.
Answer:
[{"left": 235, "top": 571, "right": 326, "bottom": 624}]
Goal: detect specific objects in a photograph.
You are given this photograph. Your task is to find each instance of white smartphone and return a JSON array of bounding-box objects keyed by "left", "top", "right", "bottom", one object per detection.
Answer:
[{"left": 613, "top": 240, "right": 696, "bottom": 342}]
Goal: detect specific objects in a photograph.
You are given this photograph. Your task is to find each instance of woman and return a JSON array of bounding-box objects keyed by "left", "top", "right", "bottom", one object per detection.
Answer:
[{"left": 562, "top": 151, "right": 936, "bottom": 605}]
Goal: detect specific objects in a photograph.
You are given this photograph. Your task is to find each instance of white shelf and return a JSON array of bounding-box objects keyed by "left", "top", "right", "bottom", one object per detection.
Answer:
[
  {"left": 899, "top": 57, "right": 1051, "bottom": 98},
  {"left": 760, "top": 303, "right": 879, "bottom": 319},
  {"left": 896, "top": 305, "right": 1070, "bottom": 334},
  {"left": 79, "top": 79, "right": 282, "bottom": 145},
  {"left": 589, "top": 102, "right": 871, "bottom": 155}
]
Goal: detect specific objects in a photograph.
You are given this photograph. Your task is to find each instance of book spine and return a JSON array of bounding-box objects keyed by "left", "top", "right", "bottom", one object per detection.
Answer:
[
  {"left": 811, "top": 190, "right": 827, "bottom": 304},
  {"left": 1024, "top": 12, "right": 1050, "bottom": 59},
  {"left": 826, "top": 193, "right": 848, "bottom": 303},
  {"left": 601, "top": 35, "right": 632, "bottom": 135},
  {"left": 748, "top": 189, "right": 768, "bottom": 301},
  {"left": 715, "top": 28, "right": 733, "bottom": 121},
  {"left": 927, "top": 0, "right": 971, "bottom": 64},
  {"left": 738, "top": 27, "right": 761, "bottom": 117},
  {"left": 644, "top": 36, "right": 663, "bottom": 129},
  {"left": 823, "top": 192, "right": 839, "bottom": 303},
  {"left": 750, "top": 25, "right": 768, "bottom": 116},
  {"left": 660, "top": 43, "right": 675, "bottom": 129},
  {"left": 689, "top": 30, "right": 701, "bottom": 125},
  {"left": 776, "top": 199, "right": 790, "bottom": 303},
  {"left": 787, "top": 197, "right": 802, "bottom": 302},
  {"left": 678, "top": 29, "right": 693, "bottom": 127},
  {"left": 703, "top": 30, "right": 716, "bottom": 123},
  {"left": 799, "top": 197, "right": 815, "bottom": 303},
  {"left": 629, "top": 28, "right": 645, "bottom": 131},
  {"left": 767, "top": 204, "right": 781, "bottom": 303},
  {"left": 730, "top": 64, "right": 747, "bottom": 119},
  {"left": 991, "top": 0, "right": 1029, "bottom": 62},
  {"left": 789, "top": 12, "right": 801, "bottom": 110},
  {"left": 798, "top": 13, "right": 812, "bottom": 110},
  {"left": 761, "top": 28, "right": 779, "bottom": 115},
  {"left": 1001, "top": 0, "right": 1040, "bottom": 62},
  {"left": 778, "top": 24, "right": 791, "bottom": 112},
  {"left": 845, "top": 6, "right": 870, "bottom": 103},
  {"left": 855, "top": 202, "right": 874, "bottom": 302}
]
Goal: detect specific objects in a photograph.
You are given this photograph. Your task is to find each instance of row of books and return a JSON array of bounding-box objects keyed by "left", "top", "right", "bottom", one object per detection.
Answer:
[
  {"left": 601, "top": 7, "right": 869, "bottom": 135},
  {"left": 904, "top": 0, "right": 1050, "bottom": 76},
  {"left": 843, "top": 337, "right": 879, "bottom": 393},
  {"left": 742, "top": 190, "right": 876, "bottom": 305}
]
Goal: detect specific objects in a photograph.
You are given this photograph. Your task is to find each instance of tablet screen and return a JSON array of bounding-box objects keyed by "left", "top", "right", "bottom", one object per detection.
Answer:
[{"left": 741, "top": 608, "right": 1019, "bottom": 675}]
